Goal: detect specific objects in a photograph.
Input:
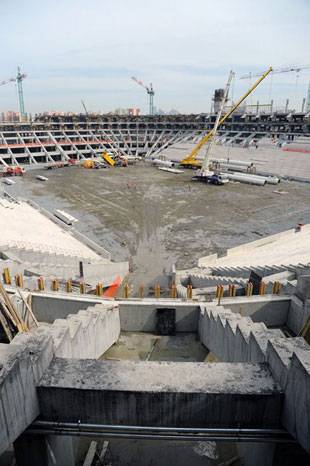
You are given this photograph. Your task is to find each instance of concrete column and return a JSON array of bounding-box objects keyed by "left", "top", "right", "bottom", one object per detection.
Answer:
[{"left": 14, "top": 434, "right": 75, "bottom": 466}]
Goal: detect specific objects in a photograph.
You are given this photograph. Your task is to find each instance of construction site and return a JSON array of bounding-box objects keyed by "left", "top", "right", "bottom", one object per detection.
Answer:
[{"left": 1, "top": 18, "right": 310, "bottom": 463}]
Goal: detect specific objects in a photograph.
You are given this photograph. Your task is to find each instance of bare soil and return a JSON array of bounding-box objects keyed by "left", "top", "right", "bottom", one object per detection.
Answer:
[{"left": 10, "top": 162, "right": 310, "bottom": 294}]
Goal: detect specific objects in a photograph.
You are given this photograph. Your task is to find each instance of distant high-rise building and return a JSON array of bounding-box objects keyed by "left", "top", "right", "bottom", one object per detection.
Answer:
[
  {"left": 1, "top": 111, "right": 20, "bottom": 122},
  {"left": 127, "top": 108, "right": 140, "bottom": 116},
  {"left": 114, "top": 108, "right": 140, "bottom": 116},
  {"left": 212, "top": 89, "right": 225, "bottom": 113}
]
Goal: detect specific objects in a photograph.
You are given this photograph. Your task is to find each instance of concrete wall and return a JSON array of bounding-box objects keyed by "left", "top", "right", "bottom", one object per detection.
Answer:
[
  {"left": 198, "top": 303, "right": 310, "bottom": 453},
  {"left": 31, "top": 293, "right": 111, "bottom": 323},
  {"left": 38, "top": 358, "right": 282, "bottom": 429},
  {"left": 118, "top": 299, "right": 200, "bottom": 332},
  {"left": 0, "top": 332, "right": 54, "bottom": 454},
  {"left": 0, "top": 302, "right": 120, "bottom": 455},
  {"left": 219, "top": 295, "right": 291, "bottom": 328},
  {"left": 287, "top": 275, "right": 310, "bottom": 335},
  {"left": 287, "top": 295, "right": 310, "bottom": 335},
  {"left": 31, "top": 295, "right": 200, "bottom": 333}
]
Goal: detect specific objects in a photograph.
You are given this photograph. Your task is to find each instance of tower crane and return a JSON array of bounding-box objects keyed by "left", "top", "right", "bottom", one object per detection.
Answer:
[
  {"left": 240, "top": 65, "right": 310, "bottom": 113},
  {"left": 195, "top": 70, "right": 234, "bottom": 180},
  {"left": 180, "top": 67, "right": 273, "bottom": 168},
  {"left": 0, "top": 67, "right": 27, "bottom": 121},
  {"left": 240, "top": 64, "right": 310, "bottom": 80},
  {"left": 81, "top": 99, "right": 89, "bottom": 116},
  {"left": 131, "top": 76, "right": 155, "bottom": 115}
]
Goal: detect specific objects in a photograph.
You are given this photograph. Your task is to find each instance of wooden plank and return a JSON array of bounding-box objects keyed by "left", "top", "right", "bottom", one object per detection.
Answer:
[
  {"left": 83, "top": 441, "right": 97, "bottom": 466},
  {"left": 299, "top": 316, "right": 310, "bottom": 345},
  {"left": 97, "top": 441, "right": 109, "bottom": 464},
  {"left": 0, "top": 306, "right": 13, "bottom": 341},
  {"left": 0, "top": 283, "right": 27, "bottom": 332},
  {"left": 17, "top": 290, "right": 39, "bottom": 327},
  {"left": 0, "top": 296, "right": 18, "bottom": 328}
]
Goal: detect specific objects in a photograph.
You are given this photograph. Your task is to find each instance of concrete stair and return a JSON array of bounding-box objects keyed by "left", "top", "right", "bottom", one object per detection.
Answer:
[
  {"left": 42, "top": 302, "right": 120, "bottom": 359},
  {"left": 198, "top": 303, "right": 310, "bottom": 453},
  {"left": 1, "top": 245, "right": 104, "bottom": 265},
  {"left": 0, "top": 241, "right": 128, "bottom": 287},
  {"left": 0, "top": 301, "right": 121, "bottom": 454},
  {"left": 188, "top": 272, "right": 248, "bottom": 288},
  {"left": 198, "top": 225, "right": 310, "bottom": 272}
]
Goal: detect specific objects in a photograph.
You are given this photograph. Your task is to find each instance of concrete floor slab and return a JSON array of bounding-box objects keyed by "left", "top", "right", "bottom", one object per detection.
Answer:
[{"left": 101, "top": 332, "right": 208, "bottom": 362}]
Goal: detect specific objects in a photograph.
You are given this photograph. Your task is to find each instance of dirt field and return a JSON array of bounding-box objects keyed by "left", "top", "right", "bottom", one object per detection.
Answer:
[{"left": 9, "top": 162, "right": 310, "bottom": 293}]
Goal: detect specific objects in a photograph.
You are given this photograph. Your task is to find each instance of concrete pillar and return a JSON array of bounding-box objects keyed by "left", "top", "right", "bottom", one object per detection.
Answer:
[
  {"left": 14, "top": 433, "right": 75, "bottom": 466},
  {"left": 238, "top": 442, "right": 275, "bottom": 466}
]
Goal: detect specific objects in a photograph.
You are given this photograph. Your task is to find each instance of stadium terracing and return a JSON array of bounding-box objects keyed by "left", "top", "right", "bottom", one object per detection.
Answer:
[{"left": 0, "top": 112, "right": 309, "bottom": 166}]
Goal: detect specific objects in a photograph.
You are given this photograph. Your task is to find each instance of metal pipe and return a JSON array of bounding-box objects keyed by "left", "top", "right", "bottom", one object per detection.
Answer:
[
  {"left": 226, "top": 173, "right": 266, "bottom": 185},
  {"left": 210, "top": 158, "right": 263, "bottom": 167},
  {"left": 226, "top": 172, "right": 280, "bottom": 184},
  {"left": 27, "top": 421, "right": 295, "bottom": 444}
]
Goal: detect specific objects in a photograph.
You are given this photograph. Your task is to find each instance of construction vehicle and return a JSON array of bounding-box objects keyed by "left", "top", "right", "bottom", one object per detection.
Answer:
[
  {"left": 82, "top": 159, "right": 96, "bottom": 169},
  {"left": 192, "top": 173, "right": 229, "bottom": 185},
  {"left": 102, "top": 151, "right": 116, "bottom": 166},
  {"left": 180, "top": 67, "right": 273, "bottom": 168},
  {"left": 82, "top": 159, "right": 107, "bottom": 169},
  {"left": 0, "top": 166, "right": 24, "bottom": 177}
]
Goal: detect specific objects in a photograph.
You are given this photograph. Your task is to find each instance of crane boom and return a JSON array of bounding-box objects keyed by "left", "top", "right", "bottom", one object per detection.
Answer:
[
  {"left": 240, "top": 64, "right": 310, "bottom": 79},
  {"left": 180, "top": 66, "right": 273, "bottom": 167},
  {"left": 0, "top": 78, "right": 15, "bottom": 86},
  {"left": 81, "top": 99, "right": 88, "bottom": 116}
]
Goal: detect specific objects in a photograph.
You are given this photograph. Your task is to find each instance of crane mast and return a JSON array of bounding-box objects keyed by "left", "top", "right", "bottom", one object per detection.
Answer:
[
  {"left": 200, "top": 70, "right": 234, "bottom": 174},
  {"left": 180, "top": 67, "right": 273, "bottom": 167},
  {"left": 131, "top": 76, "right": 155, "bottom": 115},
  {"left": 16, "top": 67, "right": 25, "bottom": 120},
  {"left": 0, "top": 67, "right": 27, "bottom": 122}
]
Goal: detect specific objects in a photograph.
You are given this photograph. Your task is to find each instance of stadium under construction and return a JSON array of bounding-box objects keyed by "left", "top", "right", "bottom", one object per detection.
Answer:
[
  {"left": 1, "top": 66, "right": 310, "bottom": 466},
  {"left": 0, "top": 110, "right": 309, "bottom": 167}
]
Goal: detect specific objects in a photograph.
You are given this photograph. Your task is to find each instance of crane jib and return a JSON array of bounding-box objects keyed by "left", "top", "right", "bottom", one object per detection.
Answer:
[{"left": 180, "top": 67, "right": 273, "bottom": 166}]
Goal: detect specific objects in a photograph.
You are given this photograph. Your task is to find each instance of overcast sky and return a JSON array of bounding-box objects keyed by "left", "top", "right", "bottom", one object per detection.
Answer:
[{"left": 1, "top": 0, "right": 309, "bottom": 114}]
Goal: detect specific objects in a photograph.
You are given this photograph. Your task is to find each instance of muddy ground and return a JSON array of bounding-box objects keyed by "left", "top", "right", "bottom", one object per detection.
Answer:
[{"left": 9, "top": 162, "right": 310, "bottom": 294}]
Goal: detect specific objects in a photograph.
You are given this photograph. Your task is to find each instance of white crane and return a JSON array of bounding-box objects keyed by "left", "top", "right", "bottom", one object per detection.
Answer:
[{"left": 198, "top": 70, "right": 235, "bottom": 177}]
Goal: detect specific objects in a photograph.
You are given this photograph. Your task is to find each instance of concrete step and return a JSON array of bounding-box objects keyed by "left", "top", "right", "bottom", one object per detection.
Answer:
[
  {"left": 2, "top": 245, "right": 103, "bottom": 266},
  {"left": 188, "top": 272, "right": 247, "bottom": 288}
]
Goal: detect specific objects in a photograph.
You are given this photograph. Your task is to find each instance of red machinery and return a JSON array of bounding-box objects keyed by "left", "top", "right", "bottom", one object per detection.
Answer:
[{"left": 2, "top": 166, "right": 24, "bottom": 177}]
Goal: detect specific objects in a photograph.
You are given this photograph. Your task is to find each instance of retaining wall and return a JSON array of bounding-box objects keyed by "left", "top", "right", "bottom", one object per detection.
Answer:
[
  {"left": 118, "top": 299, "right": 200, "bottom": 332},
  {"left": 0, "top": 302, "right": 119, "bottom": 454},
  {"left": 219, "top": 295, "right": 291, "bottom": 328}
]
